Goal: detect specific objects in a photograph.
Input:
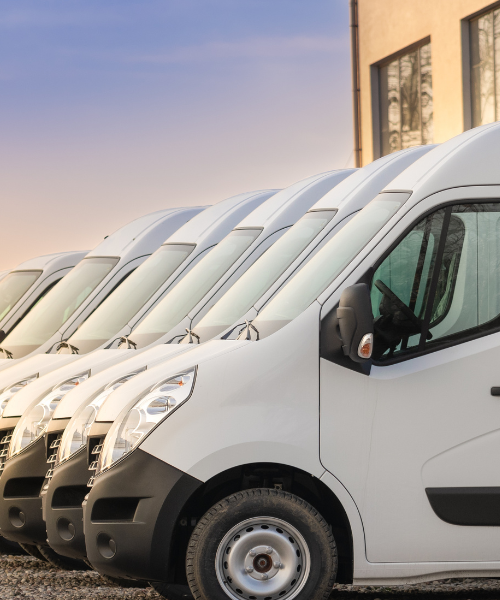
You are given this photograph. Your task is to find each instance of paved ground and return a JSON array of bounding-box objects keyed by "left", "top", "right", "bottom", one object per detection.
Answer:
[{"left": 0, "top": 554, "right": 500, "bottom": 599}]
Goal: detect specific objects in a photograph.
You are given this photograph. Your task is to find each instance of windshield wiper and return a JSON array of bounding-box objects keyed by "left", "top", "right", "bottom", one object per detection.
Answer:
[
  {"left": 118, "top": 335, "right": 137, "bottom": 350},
  {"left": 0, "top": 347, "right": 13, "bottom": 359},
  {"left": 220, "top": 322, "right": 246, "bottom": 340},
  {"left": 184, "top": 328, "right": 200, "bottom": 344},
  {"left": 238, "top": 320, "right": 260, "bottom": 341},
  {"left": 56, "top": 341, "right": 80, "bottom": 355}
]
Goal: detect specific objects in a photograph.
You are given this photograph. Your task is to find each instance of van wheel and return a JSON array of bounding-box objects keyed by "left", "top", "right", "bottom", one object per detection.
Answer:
[
  {"left": 19, "top": 543, "right": 47, "bottom": 561},
  {"left": 151, "top": 582, "right": 193, "bottom": 599},
  {"left": 36, "top": 545, "right": 90, "bottom": 570},
  {"left": 186, "top": 488, "right": 337, "bottom": 600}
]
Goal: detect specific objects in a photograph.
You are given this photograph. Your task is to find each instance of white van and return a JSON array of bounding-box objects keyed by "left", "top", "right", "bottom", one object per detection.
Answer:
[
  {"left": 0, "top": 189, "right": 290, "bottom": 556},
  {"left": 0, "top": 207, "right": 205, "bottom": 362},
  {"left": 0, "top": 174, "right": 353, "bottom": 566},
  {"left": 83, "top": 124, "right": 500, "bottom": 599},
  {"left": 43, "top": 149, "right": 431, "bottom": 572},
  {"left": 0, "top": 252, "right": 88, "bottom": 340}
]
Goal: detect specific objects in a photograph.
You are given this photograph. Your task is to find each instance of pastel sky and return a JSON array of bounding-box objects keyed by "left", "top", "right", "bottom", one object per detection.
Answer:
[{"left": 0, "top": 0, "right": 352, "bottom": 270}]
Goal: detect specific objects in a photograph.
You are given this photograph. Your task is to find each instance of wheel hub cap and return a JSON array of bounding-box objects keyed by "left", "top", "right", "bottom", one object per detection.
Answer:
[
  {"left": 244, "top": 545, "right": 281, "bottom": 580},
  {"left": 215, "top": 516, "right": 310, "bottom": 600}
]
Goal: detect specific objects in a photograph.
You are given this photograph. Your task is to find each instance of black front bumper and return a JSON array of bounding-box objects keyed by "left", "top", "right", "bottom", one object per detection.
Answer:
[
  {"left": 0, "top": 436, "right": 48, "bottom": 545},
  {"left": 43, "top": 448, "right": 89, "bottom": 559},
  {"left": 84, "top": 449, "right": 202, "bottom": 582}
]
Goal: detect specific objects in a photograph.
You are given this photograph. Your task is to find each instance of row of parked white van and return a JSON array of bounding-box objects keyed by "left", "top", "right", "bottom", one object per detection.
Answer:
[{"left": 0, "top": 123, "right": 498, "bottom": 600}]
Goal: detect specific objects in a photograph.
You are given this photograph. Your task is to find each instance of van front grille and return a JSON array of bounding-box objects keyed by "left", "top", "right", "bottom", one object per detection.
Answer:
[
  {"left": 87, "top": 437, "right": 105, "bottom": 487},
  {"left": 0, "top": 429, "right": 14, "bottom": 474},
  {"left": 42, "top": 432, "right": 63, "bottom": 491}
]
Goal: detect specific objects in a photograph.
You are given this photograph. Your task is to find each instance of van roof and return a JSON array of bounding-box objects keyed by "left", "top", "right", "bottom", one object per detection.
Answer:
[
  {"left": 86, "top": 207, "right": 203, "bottom": 258},
  {"left": 386, "top": 123, "right": 500, "bottom": 197},
  {"left": 10, "top": 251, "right": 88, "bottom": 272},
  {"left": 163, "top": 191, "right": 279, "bottom": 250},
  {"left": 236, "top": 171, "right": 355, "bottom": 231},
  {"left": 313, "top": 145, "right": 437, "bottom": 216}
]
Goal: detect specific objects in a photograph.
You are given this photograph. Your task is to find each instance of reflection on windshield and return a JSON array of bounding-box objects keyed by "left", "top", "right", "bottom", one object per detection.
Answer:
[
  {"left": 68, "top": 244, "right": 195, "bottom": 353},
  {"left": 252, "top": 197, "right": 406, "bottom": 338},
  {"left": 3, "top": 257, "right": 118, "bottom": 357},
  {"left": 0, "top": 271, "right": 41, "bottom": 322},
  {"left": 130, "top": 229, "right": 261, "bottom": 347},
  {"left": 193, "top": 211, "right": 336, "bottom": 340}
]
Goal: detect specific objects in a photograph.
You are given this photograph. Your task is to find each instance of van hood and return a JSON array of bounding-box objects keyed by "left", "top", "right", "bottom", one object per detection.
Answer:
[
  {"left": 2, "top": 350, "right": 135, "bottom": 418},
  {"left": 52, "top": 344, "right": 193, "bottom": 419},
  {"left": 0, "top": 353, "right": 82, "bottom": 408},
  {"left": 96, "top": 340, "right": 248, "bottom": 422}
]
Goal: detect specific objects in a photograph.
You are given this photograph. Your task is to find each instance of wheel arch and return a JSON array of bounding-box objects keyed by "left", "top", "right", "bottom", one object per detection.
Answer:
[{"left": 170, "top": 462, "right": 354, "bottom": 585}]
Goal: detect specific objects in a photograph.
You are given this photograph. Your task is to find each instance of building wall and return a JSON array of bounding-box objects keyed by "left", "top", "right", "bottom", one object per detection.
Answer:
[{"left": 357, "top": 0, "right": 493, "bottom": 166}]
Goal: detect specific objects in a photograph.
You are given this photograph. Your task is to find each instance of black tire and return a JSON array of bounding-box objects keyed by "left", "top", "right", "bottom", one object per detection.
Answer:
[
  {"left": 37, "top": 544, "right": 90, "bottom": 570},
  {"left": 186, "top": 488, "right": 337, "bottom": 600},
  {"left": 151, "top": 582, "right": 193, "bottom": 599},
  {"left": 19, "top": 543, "right": 47, "bottom": 562}
]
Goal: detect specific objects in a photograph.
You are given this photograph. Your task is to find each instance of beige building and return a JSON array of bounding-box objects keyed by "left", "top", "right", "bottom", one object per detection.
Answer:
[{"left": 352, "top": 0, "right": 500, "bottom": 166}]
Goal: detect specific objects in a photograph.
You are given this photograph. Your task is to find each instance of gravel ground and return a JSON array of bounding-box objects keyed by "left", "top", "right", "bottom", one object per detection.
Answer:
[{"left": 0, "top": 554, "right": 500, "bottom": 599}]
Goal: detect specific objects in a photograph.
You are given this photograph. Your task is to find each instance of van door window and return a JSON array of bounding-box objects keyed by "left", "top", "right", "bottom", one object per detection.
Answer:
[
  {"left": 371, "top": 208, "right": 448, "bottom": 360},
  {"left": 371, "top": 202, "right": 500, "bottom": 362},
  {"left": 425, "top": 203, "right": 500, "bottom": 346}
]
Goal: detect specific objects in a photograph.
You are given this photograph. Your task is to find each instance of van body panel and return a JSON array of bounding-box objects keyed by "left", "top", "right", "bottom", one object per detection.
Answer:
[{"left": 138, "top": 308, "right": 324, "bottom": 481}]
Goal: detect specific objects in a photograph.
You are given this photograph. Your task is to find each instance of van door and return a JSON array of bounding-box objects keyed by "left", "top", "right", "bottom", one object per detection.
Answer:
[{"left": 360, "top": 200, "right": 500, "bottom": 564}]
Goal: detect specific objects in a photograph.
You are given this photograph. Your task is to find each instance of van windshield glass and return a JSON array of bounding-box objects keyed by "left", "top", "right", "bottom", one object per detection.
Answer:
[
  {"left": 130, "top": 229, "right": 261, "bottom": 347},
  {"left": 0, "top": 271, "right": 42, "bottom": 322},
  {"left": 252, "top": 196, "right": 406, "bottom": 338},
  {"left": 2, "top": 257, "right": 118, "bottom": 357},
  {"left": 68, "top": 245, "right": 194, "bottom": 353},
  {"left": 193, "top": 211, "right": 336, "bottom": 340}
]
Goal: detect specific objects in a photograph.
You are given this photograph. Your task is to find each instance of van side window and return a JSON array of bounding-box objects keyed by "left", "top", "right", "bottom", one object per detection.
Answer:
[{"left": 371, "top": 202, "right": 500, "bottom": 362}]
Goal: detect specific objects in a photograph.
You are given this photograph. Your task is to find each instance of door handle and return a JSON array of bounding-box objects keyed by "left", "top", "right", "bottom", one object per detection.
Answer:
[{"left": 491, "top": 387, "right": 500, "bottom": 396}]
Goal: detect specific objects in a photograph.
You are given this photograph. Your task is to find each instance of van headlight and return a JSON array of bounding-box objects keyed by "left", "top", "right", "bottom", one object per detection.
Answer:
[
  {"left": 0, "top": 374, "right": 38, "bottom": 417},
  {"left": 97, "top": 367, "right": 196, "bottom": 474},
  {"left": 57, "top": 368, "right": 146, "bottom": 464},
  {"left": 8, "top": 371, "right": 90, "bottom": 458}
]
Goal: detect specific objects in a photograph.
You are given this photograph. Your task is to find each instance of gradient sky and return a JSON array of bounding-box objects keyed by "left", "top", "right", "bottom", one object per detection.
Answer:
[{"left": 0, "top": 0, "right": 352, "bottom": 270}]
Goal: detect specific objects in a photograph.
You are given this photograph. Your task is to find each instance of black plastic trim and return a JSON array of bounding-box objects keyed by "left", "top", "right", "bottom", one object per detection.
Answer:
[
  {"left": 44, "top": 448, "right": 90, "bottom": 559},
  {"left": 426, "top": 487, "right": 500, "bottom": 526},
  {"left": 0, "top": 436, "right": 49, "bottom": 545},
  {"left": 320, "top": 269, "right": 373, "bottom": 375},
  {"left": 84, "top": 449, "right": 201, "bottom": 582}
]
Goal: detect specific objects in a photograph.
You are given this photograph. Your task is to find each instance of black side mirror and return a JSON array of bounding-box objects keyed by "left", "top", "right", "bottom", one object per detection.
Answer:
[
  {"left": 0, "top": 330, "right": 6, "bottom": 344},
  {"left": 337, "top": 283, "right": 374, "bottom": 363}
]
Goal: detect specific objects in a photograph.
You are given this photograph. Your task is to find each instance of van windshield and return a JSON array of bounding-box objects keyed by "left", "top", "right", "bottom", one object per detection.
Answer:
[
  {"left": 193, "top": 211, "right": 336, "bottom": 341},
  {"left": 0, "top": 271, "right": 42, "bottom": 322},
  {"left": 2, "top": 257, "right": 118, "bottom": 358},
  {"left": 130, "top": 229, "right": 261, "bottom": 348},
  {"left": 68, "top": 245, "right": 195, "bottom": 354},
  {"left": 251, "top": 196, "right": 406, "bottom": 338}
]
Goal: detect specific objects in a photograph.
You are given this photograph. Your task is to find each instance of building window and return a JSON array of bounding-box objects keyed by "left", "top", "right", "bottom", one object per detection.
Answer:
[
  {"left": 379, "top": 42, "right": 433, "bottom": 156},
  {"left": 470, "top": 8, "right": 500, "bottom": 127}
]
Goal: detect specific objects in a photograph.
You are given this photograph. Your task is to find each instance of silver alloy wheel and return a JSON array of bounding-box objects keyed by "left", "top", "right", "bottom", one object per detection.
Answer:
[{"left": 215, "top": 516, "right": 311, "bottom": 600}]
